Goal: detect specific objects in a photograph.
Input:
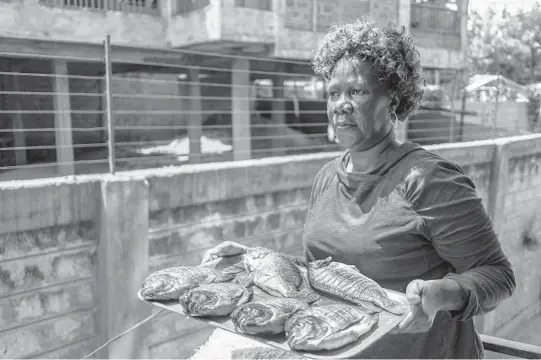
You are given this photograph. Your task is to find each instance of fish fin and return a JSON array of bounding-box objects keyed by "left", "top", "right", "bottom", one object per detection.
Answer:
[
  {"left": 296, "top": 286, "right": 321, "bottom": 304},
  {"left": 352, "top": 300, "right": 383, "bottom": 314},
  {"left": 234, "top": 272, "right": 255, "bottom": 288},
  {"left": 308, "top": 256, "right": 333, "bottom": 269},
  {"left": 221, "top": 262, "right": 247, "bottom": 275}
]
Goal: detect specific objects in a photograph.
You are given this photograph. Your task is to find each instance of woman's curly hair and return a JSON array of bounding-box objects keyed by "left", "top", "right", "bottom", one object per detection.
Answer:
[{"left": 312, "top": 20, "right": 425, "bottom": 122}]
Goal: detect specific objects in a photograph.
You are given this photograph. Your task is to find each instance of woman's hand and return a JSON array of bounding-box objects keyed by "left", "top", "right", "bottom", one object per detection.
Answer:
[
  {"left": 396, "top": 279, "right": 467, "bottom": 334},
  {"left": 200, "top": 241, "right": 250, "bottom": 265}
]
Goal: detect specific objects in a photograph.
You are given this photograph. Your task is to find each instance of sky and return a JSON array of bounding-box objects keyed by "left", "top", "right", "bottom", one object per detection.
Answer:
[{"left": 470, "top": 0, "right": 540, "bottom": 14}]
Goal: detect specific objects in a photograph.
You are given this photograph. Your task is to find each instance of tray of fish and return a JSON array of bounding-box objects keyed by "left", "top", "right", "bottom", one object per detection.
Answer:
[{"left": 138, "top": 247, "right": 409, "bottom": 359}]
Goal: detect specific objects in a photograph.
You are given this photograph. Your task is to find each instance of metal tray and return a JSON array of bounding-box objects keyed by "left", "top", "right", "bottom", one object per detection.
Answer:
[{"left": 137, "top": 255, "right": 408, "bottom": 359}]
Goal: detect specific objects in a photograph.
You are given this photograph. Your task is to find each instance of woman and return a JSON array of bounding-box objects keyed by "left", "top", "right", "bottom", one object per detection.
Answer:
[{"left": 201, "top": 20, "right": 515, "bottom": 359}]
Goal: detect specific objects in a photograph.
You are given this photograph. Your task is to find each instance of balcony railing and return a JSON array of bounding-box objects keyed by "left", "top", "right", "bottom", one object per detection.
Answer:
[
  {"left": 410, "top": 3, "right": 460, "bottom": 33},
  {"left": 39, "top": 0, "right": 160, "bottom": 16}
]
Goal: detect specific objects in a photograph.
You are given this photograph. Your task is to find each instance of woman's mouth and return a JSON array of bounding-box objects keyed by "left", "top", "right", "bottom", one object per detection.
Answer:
[{"left": 336, "top": 123, "right": 356, "bottom": 129}]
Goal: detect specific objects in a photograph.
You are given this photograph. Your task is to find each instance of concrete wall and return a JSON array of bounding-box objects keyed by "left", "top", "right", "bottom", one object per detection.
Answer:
[
  {"left": 1, "top": 135, "right": 540, "bottom": 358},
  {"left": 0, "top": 0, "right": 166, "bottom": 47}
]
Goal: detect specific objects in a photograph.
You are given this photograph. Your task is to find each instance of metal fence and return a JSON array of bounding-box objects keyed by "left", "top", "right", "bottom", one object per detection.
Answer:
[{"left": 0, "top": 36, "right": 536, "bottom": 181}]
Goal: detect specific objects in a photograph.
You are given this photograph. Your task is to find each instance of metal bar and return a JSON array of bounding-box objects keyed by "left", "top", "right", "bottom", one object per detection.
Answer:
[
  {"left": 104, "top": 34, "right": 116, "bottom": 174},
  {"left": 481, "top": 334, "right": 541, "bottom": 359}
]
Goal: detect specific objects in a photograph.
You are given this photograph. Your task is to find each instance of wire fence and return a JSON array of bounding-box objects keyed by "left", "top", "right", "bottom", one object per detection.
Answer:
[{"left": 0, "top": 36, "right": 537, "bottom": 181}]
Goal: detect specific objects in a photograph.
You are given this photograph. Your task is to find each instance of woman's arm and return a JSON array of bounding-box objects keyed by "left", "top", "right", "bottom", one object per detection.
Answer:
[{"left": 407, "top": 158, "right": 516, "bottom": 320}]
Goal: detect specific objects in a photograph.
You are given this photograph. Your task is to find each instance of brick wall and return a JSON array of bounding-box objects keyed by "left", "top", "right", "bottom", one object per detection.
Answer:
[{"left": 1, "top": 135, "right": 540, "bottom": 358}]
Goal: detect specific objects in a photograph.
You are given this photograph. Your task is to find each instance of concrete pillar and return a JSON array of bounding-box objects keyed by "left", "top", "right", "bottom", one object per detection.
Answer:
[
  {"left": 51, "top": 59, "right": 75, "bottom": 176},
  {"left": 232, "top": 58, "right": 252, "bottom": 161},
  {"left": 9, "top": 75, "right": 27, "bottom": 165},
  {"left": 97, "top": 177, "right": 151, "bottom": 359},
  {"left": 186, "top": 68, "right": 203, "bottom": 163},
  {"left": 458, "top": 0, "right": 469, "bottom": 68},
  {"left": 481, "top": 139, "right": 511, "bottom": 335},
  {"left": 271, "top": 73, "right": 287, "bottom": 156},
  {"left": 398, "top": 0, "right": 411, "bottom": 32}
]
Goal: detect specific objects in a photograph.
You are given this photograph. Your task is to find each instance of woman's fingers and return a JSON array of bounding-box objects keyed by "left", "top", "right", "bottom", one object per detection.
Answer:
[
  {"left": 397, "top": 310, "right": 415, "bottom": 332},
  {"left": 200, "top": 241, "right": 248, "bottom": 265},
  {"left": 200, "top": 250, "right": 218, "bottom": 265}
]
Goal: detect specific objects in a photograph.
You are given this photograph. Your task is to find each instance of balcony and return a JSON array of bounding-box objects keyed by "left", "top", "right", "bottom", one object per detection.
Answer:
[
  {"left": 0, "top": 0, "right": 167, "bottom": 47},
  {"left": 40, "top": 0, "right": 160, "bottom": 15},
  {"left": 168, "top": 0, "right": 275, "bottom": 52}
]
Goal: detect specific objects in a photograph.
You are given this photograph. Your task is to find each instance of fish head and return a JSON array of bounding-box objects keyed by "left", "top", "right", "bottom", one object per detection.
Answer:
[
  {"left": 179, "top": 289, "right": 216, "bottom": 315},
  {"left": 285, "top": 313, "right": 325, "bottom": 349},
  {"left": 307, "top": 257, "right": 333, "bottom": 271},
  {"left": 243, "top": 247, "right": 273, "bottom": 272},
  {"left": 140, "top": 273, "right": 190, "bottom": 300}
]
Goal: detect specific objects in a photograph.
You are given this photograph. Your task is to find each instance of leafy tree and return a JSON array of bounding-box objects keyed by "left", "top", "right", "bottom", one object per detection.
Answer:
[{"left": 468, "top": 2, "right": 541, "bottom": 85}]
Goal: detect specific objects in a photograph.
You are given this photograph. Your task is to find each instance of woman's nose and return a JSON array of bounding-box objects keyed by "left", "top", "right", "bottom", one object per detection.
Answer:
[{"left": 333, "top": 97, "right": 353, "bottom": 114}]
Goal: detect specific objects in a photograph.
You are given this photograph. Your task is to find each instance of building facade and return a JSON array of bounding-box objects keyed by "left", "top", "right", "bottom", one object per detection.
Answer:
[{"left": 0, "top": 0, "right": 469, "bottom": 173}]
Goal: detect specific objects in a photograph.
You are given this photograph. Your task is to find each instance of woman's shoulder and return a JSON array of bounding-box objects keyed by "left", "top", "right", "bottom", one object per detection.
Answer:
[
  {"left": 398, "top": 148, "right": 477, "bottom": 205},
  {"left": 311, "top": 153, "right": 342, "bottom": 194}
]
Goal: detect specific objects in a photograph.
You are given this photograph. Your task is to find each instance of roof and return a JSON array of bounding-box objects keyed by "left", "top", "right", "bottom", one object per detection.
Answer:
[{"left": 465, "top": 74, "right": 528, "bottom": 96}]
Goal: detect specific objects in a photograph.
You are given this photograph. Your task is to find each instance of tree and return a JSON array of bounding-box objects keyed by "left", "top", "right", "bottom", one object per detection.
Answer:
[{"left": 468, "top": 2, "right": 541, "bottom": 85}]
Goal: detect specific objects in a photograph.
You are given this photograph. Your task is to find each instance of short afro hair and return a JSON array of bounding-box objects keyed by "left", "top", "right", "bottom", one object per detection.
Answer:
[{"left": 311, "top": 20, "right": 425, "bottom": 122}]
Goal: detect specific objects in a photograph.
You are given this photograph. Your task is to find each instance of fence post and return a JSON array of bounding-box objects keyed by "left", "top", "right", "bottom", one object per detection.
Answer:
[
  {"left": 96, "top": 176, "right": 151, "bottom": 358},
  {"left": 104, "top": 35, "right": 116, "bottom": 174},
  {"left": 232, "top": 58, "right": 252, "bottom": 161}
]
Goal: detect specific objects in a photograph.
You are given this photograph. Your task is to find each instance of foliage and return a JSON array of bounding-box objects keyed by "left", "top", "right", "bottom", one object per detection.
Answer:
[{"left": 468, "top": 2, "right": 541, "bottom": 85}]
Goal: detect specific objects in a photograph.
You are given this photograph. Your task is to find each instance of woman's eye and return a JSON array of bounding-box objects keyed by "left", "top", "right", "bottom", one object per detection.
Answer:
[
  {"left": 328, "top": 90, "right": 339, "bottom": 97},
  {"left": 351, "top": 89, "right": 367, "bottom": 96}
]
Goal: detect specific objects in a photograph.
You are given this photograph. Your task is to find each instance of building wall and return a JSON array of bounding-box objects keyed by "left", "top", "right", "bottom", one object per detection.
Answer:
[
  {"left": 0, "top": 0, "right": 166, "bottom": 47},
  {"left": 167, "top": 0, "right": 222, "bottom": 48},
  {"left": 1, "top": 135, "right": 541, "bottom": 358}
]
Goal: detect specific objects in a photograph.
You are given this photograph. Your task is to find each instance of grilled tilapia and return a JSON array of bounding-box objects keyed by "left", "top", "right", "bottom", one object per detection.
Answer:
[
  {"left": 285, "top": 303, "right": 378, "bottom": 351},
  {"left": 242, "top": 247, "right": 320, "bottom": 303},
  {"left": 178, "top": 282, "right": 253, "bottom": 317},
  {"left": 230, "top": 298, "right": 308, "bottom": 335},
  {"left": 308, "top": 257, "right": 408, "bottom": 315},
  {"left": 140, "top": 266, "right": 234, "bottom": 301}
]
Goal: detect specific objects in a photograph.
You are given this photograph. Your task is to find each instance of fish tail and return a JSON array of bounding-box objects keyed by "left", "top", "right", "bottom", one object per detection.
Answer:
[{"left": 381, "top": 298, "right": 409, "bottom": 315}]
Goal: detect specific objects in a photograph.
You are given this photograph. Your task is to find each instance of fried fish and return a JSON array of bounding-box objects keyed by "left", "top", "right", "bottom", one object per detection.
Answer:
[
  {"left": 307, "top": 257, "right": 408, "bottom": 315},
  {"left": 285, "top": 303, "right": 378, "bottom": 351},
  {"left": 178, "top": 282, "right": 253, "bottom": 317},
  {"left": 230, "top": 298, "right": 308, "bottom": 335},
  {"left": 242, "top": 247, "right": 319, "bottom": 303},
  {"left": 140, "top": 266, "right": 234, "bottom": 301}
]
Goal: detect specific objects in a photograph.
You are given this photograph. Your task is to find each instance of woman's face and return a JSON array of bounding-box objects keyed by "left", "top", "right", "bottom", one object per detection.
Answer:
[{"left": 327, "top": 57, "right": 393, "bottom": 151}]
